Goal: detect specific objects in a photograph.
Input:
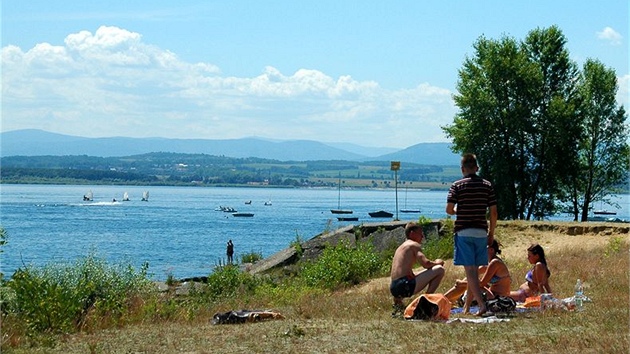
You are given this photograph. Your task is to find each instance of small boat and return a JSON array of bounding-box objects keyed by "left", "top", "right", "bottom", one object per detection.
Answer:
[
  {"left": 233, "top": 212, "right": 254, "bottom": 217},
  {"left": 264, "top": 201, "right": 272, "bottom": 206},
  {"left": 400, "top": 209, "right": 421, "bottom": 213},
  {"left": 593, "top": 210, "right": 616, "bottom": 215},
  {"left": 141, "top": 191, "right": 149, "bottom": 202},
  {"left": 122, "top": 192, "right": 130, "bottom": 201},
  {"left": 337, "top": 216, "right": 359, "bottom": 221},
  {"left": 331, "top": 174, "right": 353, "bottom": 214},
  {"left": 369, "top": 210, "right": 394, "bottom": 218},
  {"left": 331, "top": 209, "right": 353, "bottom": 214},
  {"left": 400, "top": 186, "right": 420, "bottom": 213},
  {"left": 245, "top": 200, "right": 252, "bottom": 205},
  {"left": 216, "top": 206, "right": 236, "bottom": 212},
  {"left": 83, "top": 190, "right": 93, "bottom": 201}
]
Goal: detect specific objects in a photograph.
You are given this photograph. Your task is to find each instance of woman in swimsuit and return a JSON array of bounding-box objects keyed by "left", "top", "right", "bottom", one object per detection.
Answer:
[
  {"left": 444, "top": 239, "right": 511, "bottom": 304},
  {"left": 509, "top": 243, "right": 552, "bottom": 302}
]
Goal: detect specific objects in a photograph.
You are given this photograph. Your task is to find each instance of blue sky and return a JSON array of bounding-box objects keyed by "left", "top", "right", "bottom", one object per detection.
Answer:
[{"left": 2, "top": 1, "right": 627, "bottom": 148}]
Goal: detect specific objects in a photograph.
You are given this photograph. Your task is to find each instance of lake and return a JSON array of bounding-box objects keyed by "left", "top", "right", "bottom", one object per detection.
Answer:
[{"left": 1, "top": 184, "right": 628, "bottom": 281}]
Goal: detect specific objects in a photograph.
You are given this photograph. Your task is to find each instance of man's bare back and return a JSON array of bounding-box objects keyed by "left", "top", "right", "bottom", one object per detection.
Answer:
[
  {"left": 390, "top": 239, "right": 422, "bottom": 280},
  {"left": 389, "top": 223, "right": 445, "bottom": 314}
]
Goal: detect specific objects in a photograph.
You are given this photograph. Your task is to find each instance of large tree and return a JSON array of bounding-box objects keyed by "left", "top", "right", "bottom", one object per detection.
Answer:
[
  {"left": 444, "top": 35, "right": 520, "bottom": 218},
  {"left": 563, "top": 59, "right": 629, "bottom": 221},
  {"left": 443, "top": 26, "right": 627, "bottom": 221}
]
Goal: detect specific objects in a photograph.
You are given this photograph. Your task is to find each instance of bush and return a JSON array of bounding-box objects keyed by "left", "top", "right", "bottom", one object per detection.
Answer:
[
  {"left": 300, "top": 241, "right": 381, "bottom": 290},
  {"left": 422, "top": 218, "right": 455, "bottom": 260},
  {"left": 5, "top": 253, "right": 152, "bottom": 335},
  {"left": 240, "top": 251, "right": 263, "bottom": 264},
  {"left": 290, "top": 233, "right": 304, "bottom": 258},
  {"left": 205, "top": 265, "right": 260, "bottom": 300}
]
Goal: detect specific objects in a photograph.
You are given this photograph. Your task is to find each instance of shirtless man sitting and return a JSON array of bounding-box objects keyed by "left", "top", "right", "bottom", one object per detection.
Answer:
[{"left": 390, "top": 222, "right": 445, "bottom": 316}]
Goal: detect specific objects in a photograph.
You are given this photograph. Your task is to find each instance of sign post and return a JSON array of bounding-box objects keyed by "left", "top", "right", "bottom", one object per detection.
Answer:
[{"left": 391, "top": 161, "right": 400, "bottom": 221}]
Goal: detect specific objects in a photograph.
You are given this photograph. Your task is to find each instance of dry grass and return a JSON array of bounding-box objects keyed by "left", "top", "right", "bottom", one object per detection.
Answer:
[{"left": 3, "top": 221, "right": 629, "bottom": 354}]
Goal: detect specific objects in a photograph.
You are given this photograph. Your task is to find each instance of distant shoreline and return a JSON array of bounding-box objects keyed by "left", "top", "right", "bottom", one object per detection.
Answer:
[{"left": 0, "top": 180, "right": 453, "bottom": 191}]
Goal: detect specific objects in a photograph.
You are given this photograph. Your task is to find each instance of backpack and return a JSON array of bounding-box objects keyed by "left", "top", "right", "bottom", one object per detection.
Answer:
[
  {"left": 404, "top": 294, "right": 451, "bottom": 320},
  {"left": 485, "top": 296, "right": 517, "bottom": 313}
]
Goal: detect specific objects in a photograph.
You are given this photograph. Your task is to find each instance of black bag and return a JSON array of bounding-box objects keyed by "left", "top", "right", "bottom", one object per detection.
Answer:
[
  {"left": 212, "top": 309, "right": 284, "bottom": 325},
  {"left": 485, "top": 296, "right": 516, "bottom": 313}
]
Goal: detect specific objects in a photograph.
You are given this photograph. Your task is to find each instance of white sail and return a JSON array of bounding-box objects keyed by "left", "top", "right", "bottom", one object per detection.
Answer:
[
  {"left": 123, "top": 192, "right": 130, "bottom": 201},
  {"left": 142, "top": 191, "right": 149, "bottom": 201}
]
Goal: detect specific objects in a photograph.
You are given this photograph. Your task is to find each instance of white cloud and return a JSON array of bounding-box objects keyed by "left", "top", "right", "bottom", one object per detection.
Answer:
[
  {"left": 596, "top": 27, "right": 623, "bottom": 45},
  {"left": 1, "top": 26, "right": 455, "bottom": 148}
]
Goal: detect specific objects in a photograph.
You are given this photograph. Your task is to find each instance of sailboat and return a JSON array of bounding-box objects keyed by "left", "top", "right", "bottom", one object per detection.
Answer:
[
  {"left": 593, "top": 201, "right": 617, "bottom": 215},
  {"left": 83, "top": 190, "right": 93, "bottom": 201},
  {"left": 331, "top": 174, "right": 353, "bottom": 214},
  {"left": 141, "top": 191, "right": 149, "bottom": 202},
  {"left": 400, "top": 185, "right": 420, "bottom": 213},
  {"left": 122, "top": 192, "right": 130, "bottom": 201}
]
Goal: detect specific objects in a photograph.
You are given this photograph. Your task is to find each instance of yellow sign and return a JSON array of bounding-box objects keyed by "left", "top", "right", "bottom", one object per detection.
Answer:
[{"left": 390, "top": 161, "right": 400, "bottom": 171}]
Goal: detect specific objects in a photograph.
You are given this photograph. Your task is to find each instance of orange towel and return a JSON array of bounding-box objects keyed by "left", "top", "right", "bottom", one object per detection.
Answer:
[{"left": 404, "top": 293, "right": 451, "bottom": 320}]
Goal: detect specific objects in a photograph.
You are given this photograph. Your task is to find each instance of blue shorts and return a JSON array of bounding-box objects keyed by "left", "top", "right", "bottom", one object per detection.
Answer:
[{"left": 453, "top": 232, "right": 488, "bottom": 266}]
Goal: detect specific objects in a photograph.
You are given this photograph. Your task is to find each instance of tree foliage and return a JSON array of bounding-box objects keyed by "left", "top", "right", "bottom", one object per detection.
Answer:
[
  {"left": 565, "top": 60, "right": 630, "bottom": 221},
  {"left": 444, "top": 26, "right": 629, "bottom": 220}
]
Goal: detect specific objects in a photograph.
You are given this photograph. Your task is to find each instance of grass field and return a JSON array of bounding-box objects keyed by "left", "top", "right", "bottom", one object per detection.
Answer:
[{"left": 2, "top": 221, "right": 629, "bottom": 353}]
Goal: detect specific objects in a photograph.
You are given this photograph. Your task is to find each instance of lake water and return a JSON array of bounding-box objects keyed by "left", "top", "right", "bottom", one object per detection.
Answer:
[{"left": 1, "top": 184, "right": 628, "bottom": 281}]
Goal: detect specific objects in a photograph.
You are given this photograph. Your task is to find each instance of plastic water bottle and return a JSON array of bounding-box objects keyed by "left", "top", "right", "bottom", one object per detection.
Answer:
[{"left": 574, "top": 279, "right": 584, "bottom": 311}]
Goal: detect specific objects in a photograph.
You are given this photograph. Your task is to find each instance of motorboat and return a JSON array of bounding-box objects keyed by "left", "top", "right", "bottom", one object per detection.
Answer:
[{"left": 368, "top": 210, "right": 394, "bottom": 218}]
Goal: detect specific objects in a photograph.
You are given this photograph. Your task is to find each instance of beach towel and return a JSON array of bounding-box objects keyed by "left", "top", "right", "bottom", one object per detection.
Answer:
[{"left": 404, "top": 293, "right": 451, "bottom": 321}]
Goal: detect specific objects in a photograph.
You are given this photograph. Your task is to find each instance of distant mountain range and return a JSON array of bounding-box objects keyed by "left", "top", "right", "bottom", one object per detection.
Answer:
[{"left": 0, "top": 129, "right": 461, "bottom": 165}]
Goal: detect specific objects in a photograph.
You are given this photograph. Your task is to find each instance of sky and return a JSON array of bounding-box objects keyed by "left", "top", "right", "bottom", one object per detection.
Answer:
[{"left": 1, "top": 1, "right": 628, "bottom": 149}]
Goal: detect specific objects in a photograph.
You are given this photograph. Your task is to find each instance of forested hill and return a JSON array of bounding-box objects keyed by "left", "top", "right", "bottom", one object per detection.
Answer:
[{"left": 0, "top": 153, "right": 461, "bottom": 188}]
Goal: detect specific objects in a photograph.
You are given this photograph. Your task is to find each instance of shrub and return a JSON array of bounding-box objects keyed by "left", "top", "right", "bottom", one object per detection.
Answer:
[
  {"left": 290, "top": 233, "right": 304, "bottom": 258},
  {"left": 205, "top": 265, "right": 260, "bottom": 300},
  {"left": 300, "top": 241, "right": 381, "bottom": 290},
  {"left": 422, "top": 218, "right": 455, "bottom": 260},
  {"left": 417, "top": 215, "right": 433, "bottom": 226},
  {"left": 5, "top": 253, "right": 152, "bottom": 335},
  {"left": 240, "top": 250, "right": 263, "bottom": 264},
  {"left": 604, "top": 236, "right": 624, "bottom": 258}
]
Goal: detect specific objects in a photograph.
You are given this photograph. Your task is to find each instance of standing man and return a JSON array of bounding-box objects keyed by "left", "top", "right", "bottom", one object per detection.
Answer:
[
  {"left": 226, "top": 239, "right": 234, "bottom": 264},
  {"left": 446, "top": 153, "right": 497, "bottom": 316},
  {"left": 390, "top": 222, "right": 445, "bottom": 316}
]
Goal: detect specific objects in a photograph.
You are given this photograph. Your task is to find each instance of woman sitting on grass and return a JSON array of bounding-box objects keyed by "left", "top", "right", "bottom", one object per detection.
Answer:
[
  {"left": 444, "top": 239, "right": 511, "bottom": 306},
  {"left": 509, "top": 243, "right": 552, "bottom": 302}
]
